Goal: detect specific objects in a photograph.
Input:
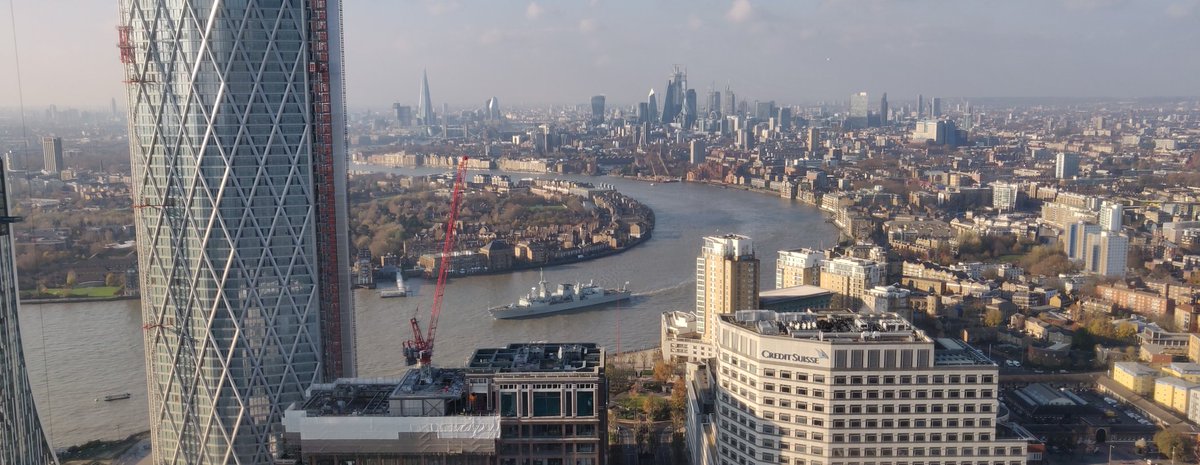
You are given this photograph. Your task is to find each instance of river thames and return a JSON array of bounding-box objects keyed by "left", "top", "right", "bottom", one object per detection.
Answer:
[{"left": 18, "top": 167, "right": 838, "bottom": 448}]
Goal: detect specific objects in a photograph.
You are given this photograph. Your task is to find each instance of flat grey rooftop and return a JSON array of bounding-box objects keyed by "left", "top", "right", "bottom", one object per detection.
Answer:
[{"left": 467, "top": 343, "right": 603, "bottom": 372}]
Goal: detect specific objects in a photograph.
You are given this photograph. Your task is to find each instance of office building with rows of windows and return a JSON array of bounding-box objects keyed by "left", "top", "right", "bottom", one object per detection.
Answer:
[
  {"left": 282, "top": 343, "right": 606, "bottom": 465},
  {"left": 706, "top": 309, "right": 1028, "bottom": 465}
]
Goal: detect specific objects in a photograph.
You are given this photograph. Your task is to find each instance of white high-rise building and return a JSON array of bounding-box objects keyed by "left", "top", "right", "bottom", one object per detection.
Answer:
[
  {"left": 41, "top": 136, "right": 63, "bottom": 175},
  {"left": 120, "top": 1, "right": 354, "bottom": 462},
  {"left": 706, "top": 309, "right": 1029, "bottom": 465},
  {"left": 1100, "top": 202, "right": 1123, "bottom": 232},
  {"left": 1055, "top": 152, "right": 1080, "bottom": 179},
  {"left": 1064, "top": 222, "right": 1100, "bottom": 261},
  {"left": 848, "top": 92, "right": 869, "bottom": 129},
  {"left": 0, "top": 160, "right": 57, "bottom": 464},
  {"left": 1085, "top": 230, "right": 1128, "bottom": 277},
  {"left": 991, "top": 182, "right": 1020, "bottom": 212}
]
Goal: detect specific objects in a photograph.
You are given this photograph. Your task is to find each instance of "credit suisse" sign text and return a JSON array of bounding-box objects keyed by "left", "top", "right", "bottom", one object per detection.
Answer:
[{"left": 760, "top": 350, "right": 821, "bottom": 364}]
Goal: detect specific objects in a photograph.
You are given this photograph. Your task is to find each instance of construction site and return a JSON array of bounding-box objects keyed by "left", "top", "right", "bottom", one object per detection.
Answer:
[{"left": 280, "top": 343, "right": 607, "bottom": 465}]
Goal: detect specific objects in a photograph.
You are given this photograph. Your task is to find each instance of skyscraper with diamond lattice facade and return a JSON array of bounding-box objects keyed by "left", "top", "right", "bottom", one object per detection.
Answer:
[
  {"left": 119, "top": 0, "right": 352, "bottom": 462},
  {"left": 0, "top": 160, "right": 57, "bottom": 465}
]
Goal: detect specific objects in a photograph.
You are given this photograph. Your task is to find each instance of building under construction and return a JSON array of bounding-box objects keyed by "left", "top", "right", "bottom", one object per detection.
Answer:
[{"left": 281, "top": 343, "right": 607, "bottom": 465}]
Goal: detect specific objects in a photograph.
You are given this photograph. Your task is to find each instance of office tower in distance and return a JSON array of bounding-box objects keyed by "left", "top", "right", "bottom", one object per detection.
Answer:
[
  {"left": 660, "top": 65, "right": 686, "bottom": 125},
  {"left": 819, "top": 256, "right": 884, "bottom": 309},
  {"left": 911, "top": 120, "right": 946, "bottom": 144},
  {"left": 590, "top": 95, "right": 605, "bottom": 124},
  {"left": 119, "top": 0, "right": 354, "bottom": 462},
  {"left": 442, "top": 103, "right": 450, "bottom": 134},
  {"left": 776, "top": 248, "right": 825, "bottom": 288},
  {"left": 700, "top": 310, "right": 1028, "bottom": 465},
  {"left": 736, "top": 127, "right": 754, "bottom": 150},
  {"left": 807, "top": 127, "right": 821, "bottom": 152},
  {"left": 690, "top": 139, "right": 707, "bottom": 164},
  {"left": 696, "top": 234, "right": 760, "bottom": 342},
  {"left": 485, "top": 97, "right": 501, "bottom": 122},
  {"left": 776, "top": 107, "right": 792, "bottom": 132},
  {"left": 41, "top": 136, "right": 63, "bottom": 174},
  {"left": 637, "top": 102, "right": 650, "bottom": 124},
  {"left": 755, "top": 100, "right": 776, "bottom": 121},
  {"left": 879, "top": 92, "right": 889, "bottom": 125},
  {"left": 917, "top": 93, "right": 925, "bottom": 118},
  {"left": 1056, "top": 152, "right": 1080, "bottom": 179},
  {"left": 684, "top": 88, "right": 698, "bottom": 128},
  {"left": 931, "top": 96, "right": 943, "bottom": 117},
  {"left": 647, "top": 88, "right": 659, "bottom": 124},
  {"left": 0, "top": 160, "right": 57, "bottom": 465},
  {"left": 707, "top": 89, "right": 721, "bottom": 117},
  {"left": 849, "top": 91, "right": 869, "bottom": 129},
  {"left": 724, "top": 86, "right": 736, "bottom": 117},
  {"left": 991, "top": 182, "right": 1020, "bottom": 212},
  {"left": 417, "top": 69, "right": 435, "bottom": 126},
  {"left": 1100, "top": 201, "right": 1123, "bottom": 231},
  {"left": 392, "top": 103, "right": 413, "bottom": 126}
]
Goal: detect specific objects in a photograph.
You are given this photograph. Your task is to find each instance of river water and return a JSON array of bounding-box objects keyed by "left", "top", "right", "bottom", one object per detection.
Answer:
[{"left": 18, "top": 167, "right": 838, "bottom": 448}]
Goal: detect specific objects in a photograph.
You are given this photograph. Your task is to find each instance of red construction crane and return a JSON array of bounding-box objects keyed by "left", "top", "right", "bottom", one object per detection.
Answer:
[{"left": 404, "top": 155, "right": 469, "bottom": 367}]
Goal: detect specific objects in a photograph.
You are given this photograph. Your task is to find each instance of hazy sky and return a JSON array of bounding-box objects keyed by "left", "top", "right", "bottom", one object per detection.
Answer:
[{"left": 1, "top": 0, "right": 1197, "bottom": 110}]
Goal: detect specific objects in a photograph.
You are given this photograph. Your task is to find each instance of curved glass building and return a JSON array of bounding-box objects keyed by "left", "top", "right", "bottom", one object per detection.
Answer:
[
  {"left": 0, "top": 161, "right": 57, "bottom": 465},
  {"left": 118, "top": 0, "right": 353, "bottom": 462}
]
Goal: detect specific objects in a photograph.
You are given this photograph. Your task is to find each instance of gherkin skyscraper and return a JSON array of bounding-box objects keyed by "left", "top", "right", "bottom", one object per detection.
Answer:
[
  {"left": 118, "top": 0, "right": 354, "bottom": 463},
  {"left": 0, "top": 161, "right": 57, "bottom": 465}
]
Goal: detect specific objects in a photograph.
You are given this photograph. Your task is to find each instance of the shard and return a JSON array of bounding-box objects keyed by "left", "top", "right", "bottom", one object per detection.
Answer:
[
  {"left": 418, "top": 69, "right": 435, "bottom": 126},
  {"left": 0, "top": 159, "right": 58, "bottom": 465}
]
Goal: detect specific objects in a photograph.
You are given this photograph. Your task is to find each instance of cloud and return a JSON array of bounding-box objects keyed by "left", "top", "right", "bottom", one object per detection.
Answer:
[
  {"left": 726, "top": 0, "right": 753, "bottom": 23},
  {"left": 579, "top": 18, "right": 598, "bottom": 34},
  {"left": 687, "top": 14, "right": 704, "bottom": 30},
  {"left": 526, "top": 2, "right": 545, "bottom": 20},
  {"left": 1060, "top": 0, "right": 1127, "bottom": 11},
  {"left": 425, "top": 0, "right": 460, "bottom": 16},
  {"left": 1165, "top": 1, "right": 1196, "bottom": 18}
]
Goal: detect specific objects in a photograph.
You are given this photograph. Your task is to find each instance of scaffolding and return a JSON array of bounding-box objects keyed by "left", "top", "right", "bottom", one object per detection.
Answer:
[{"left": 308, "top": 0, "right": 346, "bottom": 381}]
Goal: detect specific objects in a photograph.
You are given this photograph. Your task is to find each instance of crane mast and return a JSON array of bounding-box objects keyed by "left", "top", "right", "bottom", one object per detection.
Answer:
[{"left": 404, "top": 155, "right": 469, "bottom": 367}]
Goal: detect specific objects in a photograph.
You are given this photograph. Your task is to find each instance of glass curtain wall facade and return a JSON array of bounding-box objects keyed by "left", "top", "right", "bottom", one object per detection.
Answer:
[
  {"left": 119, "top": 0, "right": 351, "bottom": 462},
  {"left": 0, "top": 160, "right": 57, "bottom": 465}
]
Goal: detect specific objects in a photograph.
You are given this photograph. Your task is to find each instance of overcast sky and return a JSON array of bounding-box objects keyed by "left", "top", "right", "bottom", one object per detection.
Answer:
[{"left": 1, "top": 0, "right": 1197, "bottom": 110}]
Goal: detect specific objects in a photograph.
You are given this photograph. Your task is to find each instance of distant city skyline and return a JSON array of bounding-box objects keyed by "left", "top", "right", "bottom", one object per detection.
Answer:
[{"left": 1, "top": 0, "right": 1199, "bottom": 109}]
